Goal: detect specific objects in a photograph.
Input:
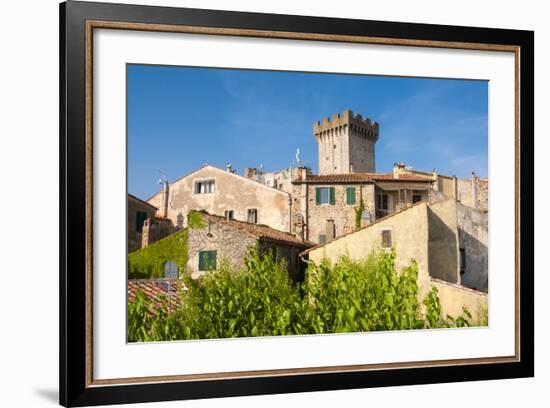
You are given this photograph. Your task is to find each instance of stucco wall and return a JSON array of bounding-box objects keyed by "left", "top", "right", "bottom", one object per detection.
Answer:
[
  {"left": 307, "top": 202, "right": 432, "bottom": 296},
  {"left": 457, "top": 202, "right": 489, "bottom": 291},
  {"left": 431, "top": 278, "right": 488, "bottom": 325},
  {"left": 427, "top": 199, "right": 460, "bottom": 284},
  {"left": 148, "top": 165, "right": 291, "bottom": 233}
]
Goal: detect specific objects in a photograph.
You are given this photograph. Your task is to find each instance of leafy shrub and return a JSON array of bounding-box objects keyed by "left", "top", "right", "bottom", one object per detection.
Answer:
[{"left": 128, "top": 248, "right": 477, "bottom": 342}]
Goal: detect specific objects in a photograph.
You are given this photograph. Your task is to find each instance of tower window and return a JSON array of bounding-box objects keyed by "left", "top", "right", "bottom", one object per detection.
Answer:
[{"left": 333, "top": 144, "right": 336, "bottom": 149}]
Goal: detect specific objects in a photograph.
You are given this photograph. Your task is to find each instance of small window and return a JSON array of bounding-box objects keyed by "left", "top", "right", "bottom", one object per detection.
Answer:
[
  {"left": 224, "top": 210, "right": 234, "bottom": 220},
  {"left": 135, "top": 211, "right": 147, "bottom": 233},
  {"left": 412, "top": 194, "right": 422, "bottom": 204},
  {"left": 381, "top": 229, "right": 392, "bottom": 248},
  {"left": 247, "top": 209, "right": 258, "bottom": 224},
  {"left": 318, "top": 234, "right": 327, "bottom": 245},
  {"left": 195, "top": 179, "right": 215, "bottom": 194},
  {"left": 316, "top": 187, "right": 335, "bottom": 205},
  {"left": 198, "top": 250, "right": 217, "bottom": 271},
  {"left": 346, "top": 187, "right": 356, "bottom": 205},
  {"left": 460, "top": 248, "right": 466, "bottom": 275}
]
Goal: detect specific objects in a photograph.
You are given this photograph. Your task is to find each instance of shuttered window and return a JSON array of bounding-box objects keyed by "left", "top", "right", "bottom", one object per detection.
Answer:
[
  {"left": 198, "top": 250, "right": 217, "bottom": 271},
  {"left": 346, "top": 187, "right": 356, "bottom": 205},
  {"left": 315, "top": 187, "right": 335, "bottom": 205}
]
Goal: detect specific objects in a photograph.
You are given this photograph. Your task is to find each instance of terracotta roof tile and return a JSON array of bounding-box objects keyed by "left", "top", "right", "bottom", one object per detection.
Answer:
[
  {"left": 198, "top": 211, "right": 315, "bottom": 248},
  {"left": 128, "top": 279, "right": 186, "bottom": 314},
  {"left": 293, "top": 172, "right": 433, "bottom": 184}
]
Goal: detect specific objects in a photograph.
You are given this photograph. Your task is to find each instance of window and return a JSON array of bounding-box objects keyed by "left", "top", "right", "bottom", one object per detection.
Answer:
[
  {"left": 318, "top": 234, "right": 327, "bottom": 244},
  {"left": 376, "top": 193, "right": 388, "bottom": 211},
  {"left": 412, "top": 194, "right": 422, "bottom": 204},
  {"left": 195, "top": 179, "right": 215, "bottom": 194},
  {"left": 346, "top": 187, "right": 356, "bottom": 205},
  {"left": 247, "top": 209, "right": 258, "bottom": 224},
  {"left": 135, "top": 211, "right": 147, "bottom": 233},
  {"left": 198, "top": 250, "right": 217, "bottom": 271},
  {"left": 315, "top": 187, "right": 335, "bottom": 205},
  {"left": 460, "top": 248, "right": 466, "bottom": 275},
  {"left": 381, "top": 229, "right": 392, "bottom": 248},
  {"left": 224, "top": 210, "right": 234, "bottom": 220}
]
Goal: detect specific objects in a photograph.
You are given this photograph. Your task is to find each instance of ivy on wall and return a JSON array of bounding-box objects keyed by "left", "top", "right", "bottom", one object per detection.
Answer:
[{"left": 128, "top": 211, "right": 206, "bottom": 279}]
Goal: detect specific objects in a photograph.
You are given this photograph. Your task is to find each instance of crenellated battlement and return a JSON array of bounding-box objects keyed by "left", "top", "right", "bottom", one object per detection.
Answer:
[
  {"left": 313, "top": 110, "right": 380, "bottom": 174},
  {"left": 313, "top": 110, "right": 379, "bottom": 140}
]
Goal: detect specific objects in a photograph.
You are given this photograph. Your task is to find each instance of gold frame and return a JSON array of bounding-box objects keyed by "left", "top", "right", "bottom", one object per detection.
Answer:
[{"left": 84, "top": 20, "right": 521, "bottom": 388}]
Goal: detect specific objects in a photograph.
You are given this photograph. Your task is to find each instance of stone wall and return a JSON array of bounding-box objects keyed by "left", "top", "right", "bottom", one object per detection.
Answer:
[
  {"left": 293, "top": 183, "right": 376, "bottom": 244},
  {"left": 313, "top": 110, "right": 379, "bottom": 174},
  {"left": 457, "top": 202, "right": 488, "bottom": 291},
  {"left": 128, "top": 195, "right": 157, "bottom": 253},
  {"left": 148, "top": 165, "right": 291, "bottom": 234},
  {"left": 186, "top": 220, "right": 257, "bottom": 279},
  {"left": 476, "top": 179, "right": 489, "bottom": 211}
]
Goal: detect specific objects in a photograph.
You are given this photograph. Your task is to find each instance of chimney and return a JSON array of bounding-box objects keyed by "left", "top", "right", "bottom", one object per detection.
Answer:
[{"left": 161, "top": 180, "right": 169, "bottom": 218}]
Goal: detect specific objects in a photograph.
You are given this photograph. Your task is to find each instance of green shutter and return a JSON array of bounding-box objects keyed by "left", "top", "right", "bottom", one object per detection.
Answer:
[
  {"left": 346, "top": 187, "right": 356, "bottom": 205},
  {"left": 329, "top": 187, "right": 335, "bottom": 205},
  {"left": 199, "top": 251, "right": 217, "bottom": 271},
  {"left": 315, "top": 187, "right": 321, "bottom": 205}
]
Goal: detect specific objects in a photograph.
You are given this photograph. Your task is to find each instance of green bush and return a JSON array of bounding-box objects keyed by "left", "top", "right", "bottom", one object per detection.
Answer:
[{"left": 128, "top": 248, "right": 477, "bottom": 342}]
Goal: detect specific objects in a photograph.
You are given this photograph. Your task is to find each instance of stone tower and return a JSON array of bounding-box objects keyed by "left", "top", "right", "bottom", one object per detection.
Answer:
[{"left": 313, "top": 110, "right": 379, "bottom": 174}]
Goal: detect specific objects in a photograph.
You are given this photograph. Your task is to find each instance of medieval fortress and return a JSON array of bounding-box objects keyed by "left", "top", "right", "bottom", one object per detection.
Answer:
[{"left": 129, "top": 109, "right": 489, "bottom": 311}]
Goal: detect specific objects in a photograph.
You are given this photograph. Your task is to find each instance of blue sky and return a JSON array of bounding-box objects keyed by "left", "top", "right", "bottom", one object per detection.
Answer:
[{"left": 128, "top": 64, "right": 488, "bottom": 199}]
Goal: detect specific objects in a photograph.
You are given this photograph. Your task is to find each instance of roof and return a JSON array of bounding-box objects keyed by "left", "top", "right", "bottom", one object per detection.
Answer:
[
  {"left": 128, "top": 193, "right": 158, "bottom": 210},
  {"left": 198, "top": 211, "right": 315, "bottom": 248},
  {"left": 146, "top": 164, "right": 290, "bottom": 202},
  {"left": 128, "top": 279, "right": 186, "bottom": 314},
  {"left": 293, "top": 172, "right": 433, "bottom": 184}
]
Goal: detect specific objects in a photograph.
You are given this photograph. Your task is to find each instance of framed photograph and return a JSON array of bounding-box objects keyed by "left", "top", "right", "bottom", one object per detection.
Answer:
[{"left": 60, "top": 1, "right": 534, "bottom": 406}]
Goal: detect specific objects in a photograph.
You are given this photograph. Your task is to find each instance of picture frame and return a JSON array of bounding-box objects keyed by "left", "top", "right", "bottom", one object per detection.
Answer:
[{"left": 59, "top": 0, "right": 534, "bottom": 406}]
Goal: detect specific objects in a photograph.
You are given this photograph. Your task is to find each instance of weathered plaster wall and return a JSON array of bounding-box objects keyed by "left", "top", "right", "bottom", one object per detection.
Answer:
[
  {"left": 148, "top": 165, "right": 291, "bottom": 233},
  {"left": 427, "top": 199, "right": 460, "bottom": 284},
  {"left": 457, "top": 202, "right": 488, "bottom": 291},
  {"left": 431, "top": 278, "right": 488, "bottom": 325},
  {"left": 307, "top": 202, "right": 432, "bottom": 297}
]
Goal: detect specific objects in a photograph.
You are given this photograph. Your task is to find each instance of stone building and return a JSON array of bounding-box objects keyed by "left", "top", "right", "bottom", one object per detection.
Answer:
[
  {"left": 127, "top": 194, "right": 158, "bottom": 253},
  {"left": 147, "top": 164, "right": 292, "bottom": 233},
  {"left": 302, "top": 199, "right": 488, "bottom": 319},
  {"left": 187, "top": 212, "right": 314, "bottom": 281},
  {"left": 314, "top": 110, "right": 379, "bottom": 174},
  {"left": 290, "top": 170, "right": 434, "bottom": 243}
]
